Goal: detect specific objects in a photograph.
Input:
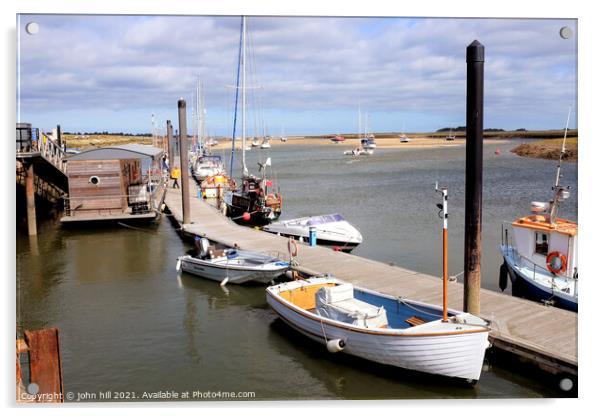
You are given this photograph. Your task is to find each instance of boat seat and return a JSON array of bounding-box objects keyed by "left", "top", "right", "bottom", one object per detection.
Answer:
[
  {"left": 207, "top": 247, "right": 226, "bottom": 259},
  {"left": 315, "top": 284, "right": 388, "bottom": 329},
  {"left": 405, "top": 316, "right": 427, "bottom": 327}
]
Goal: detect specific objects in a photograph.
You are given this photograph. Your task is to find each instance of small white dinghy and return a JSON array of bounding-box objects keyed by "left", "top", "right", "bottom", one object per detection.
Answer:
[
  {"left": 177, "top": 238, "right": 289, "bottom": 284},
  {"left": 266, "top": 277, "right": 490, "bottom": 382},
  {"left": 262, "top": 213, "right": 363, "bottom": 252}
]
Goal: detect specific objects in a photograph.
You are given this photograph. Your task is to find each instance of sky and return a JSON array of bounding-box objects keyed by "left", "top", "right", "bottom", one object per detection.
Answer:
[{"left": 16, "top": 14, "right": 578, "bottom": 136}]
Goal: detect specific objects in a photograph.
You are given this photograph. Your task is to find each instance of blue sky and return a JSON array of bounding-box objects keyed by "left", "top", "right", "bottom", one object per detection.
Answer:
[{"left": 17, "top": 15, "right": 577, "bottom": 135}]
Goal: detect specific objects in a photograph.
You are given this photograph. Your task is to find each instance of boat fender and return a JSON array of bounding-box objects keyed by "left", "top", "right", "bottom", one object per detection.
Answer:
[
  {"left": 220, "top": 277, "right": 229, "bottom": 287},
  {"left": 326, "top": 339, "right": 346, "bottom": 353},
  {"left": 176, "top": 258, "right": 182, "bottom": 272},
  {"left": 498, "top": 262, "right": 508, "bottom": 292},
  {"left": 546, "top": 251, "right": 567, "bottom": 275}
]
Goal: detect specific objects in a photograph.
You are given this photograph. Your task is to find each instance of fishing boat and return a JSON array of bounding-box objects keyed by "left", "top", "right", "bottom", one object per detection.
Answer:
[
  {"left": 224, "top": 16, "right": 283, "bottom": 226},
  {"left": 263, "top": 213, "right": 363, "bottom": 252},
  {"left": 266, "top": 277, "right": 490, "bottom": 382},
  {"left": 177, "top": 238, "right": 289, "bottom": 285},
  {"left": 224, "top": 158, "right": 283, "bottom": 225},
  {"left": 499, "top": 109, "right": 577, "bottom": 311}
]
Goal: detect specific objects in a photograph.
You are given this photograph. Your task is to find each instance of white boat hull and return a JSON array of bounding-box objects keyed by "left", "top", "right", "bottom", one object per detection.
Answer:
[
  {"left": 179, "top": 255, "right": 288, "bottom": 284},
  {"left": 262, "top": 214, "right": 363, "bottom": 251},
  {"left": 500, "top": 246, "right": 577, "bottom": 311},
  {"left": 266, "top": 279, "right": 490, "bottom": 381}
]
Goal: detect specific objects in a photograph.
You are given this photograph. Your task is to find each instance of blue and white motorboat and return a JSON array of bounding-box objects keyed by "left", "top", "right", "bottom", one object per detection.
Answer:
[{"left": 177, "top": 238, "right": 289, "bottom": 285}]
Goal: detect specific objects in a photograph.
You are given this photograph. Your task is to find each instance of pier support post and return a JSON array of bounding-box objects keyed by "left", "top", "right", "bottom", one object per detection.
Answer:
[
  {"left": 166, "top": 120, "right": 174, "bottom": 170},
  {"left": 56, "top": 124, "right": 62, "bottom": 149},
  {"left": 25, "top": 163, "right": 37, "bottom": 236},
  {"left": 178, "top": 99, "right": 190, "bottom": 225},
  {"left": 463, "top": 40, "right": 484, "bottom": 314}
]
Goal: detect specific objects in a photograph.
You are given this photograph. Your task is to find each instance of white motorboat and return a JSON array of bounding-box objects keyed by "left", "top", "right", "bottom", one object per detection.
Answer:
[
  {"left": 399, "top": 134, "right": 410, "bottom": 143},
  {"left": 266, "top": 277, "right": 491, "bottom": 382},
  {"left": 193, "top": 155, "right": 225, "bottom": 180},
  {"left": 263, "top": 213, "right": 363, "bottom": 252},
  {"left": 177, "top": 238, "right": 289, "bottom": 284},
  {"left": 251, "top": 138, "right": 261, "bottom": 147}
]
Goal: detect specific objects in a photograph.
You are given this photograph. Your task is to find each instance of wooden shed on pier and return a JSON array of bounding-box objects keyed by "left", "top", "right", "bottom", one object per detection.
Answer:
[{"left": 60, "top": 144, "right": 166, "bottom": 223}]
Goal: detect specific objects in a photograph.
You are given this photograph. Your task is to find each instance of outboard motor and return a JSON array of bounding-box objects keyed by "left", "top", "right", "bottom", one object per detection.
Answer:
[{"left": 196, "top": 237, "right": 210, "bottom": 259}]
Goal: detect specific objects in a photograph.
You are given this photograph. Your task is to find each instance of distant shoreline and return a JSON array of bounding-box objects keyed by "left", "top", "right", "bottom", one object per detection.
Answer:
[{"left": 62, "top": 130, "right": 577, "bottom": 151}]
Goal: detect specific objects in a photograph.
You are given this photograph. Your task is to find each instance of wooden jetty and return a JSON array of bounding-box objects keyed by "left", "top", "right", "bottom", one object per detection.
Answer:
[{"left": 164, "top": 180, "right": 577, "bottom": 378}]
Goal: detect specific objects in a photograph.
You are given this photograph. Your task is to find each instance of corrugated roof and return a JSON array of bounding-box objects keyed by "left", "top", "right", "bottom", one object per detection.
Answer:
[{"left": 65, "top": 144, "right": 164, "bottom": 161}]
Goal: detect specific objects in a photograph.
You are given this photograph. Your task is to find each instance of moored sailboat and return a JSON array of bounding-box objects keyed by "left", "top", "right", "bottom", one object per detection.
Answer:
[{"left": 224, "top": 16, "right": 283, "bottom": 226}]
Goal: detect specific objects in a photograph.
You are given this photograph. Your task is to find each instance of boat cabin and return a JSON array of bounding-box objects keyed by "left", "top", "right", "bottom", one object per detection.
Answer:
[
  {"left": 508, "top": 214, "right": 578, "bottom": 278},
  {"left": 61, "top": 144, "right": 165, "bottom": 223}
]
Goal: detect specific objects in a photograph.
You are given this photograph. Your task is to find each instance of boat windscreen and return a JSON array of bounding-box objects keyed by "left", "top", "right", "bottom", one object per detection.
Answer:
[
  {"left": 306, "top": 214, "right": 345, "bottom": 225},
  {"left": 199, "top": 156, "right": 222, "bottom": 163}
]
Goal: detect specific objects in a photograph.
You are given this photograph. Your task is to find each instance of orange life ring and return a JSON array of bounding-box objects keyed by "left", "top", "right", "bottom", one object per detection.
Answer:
[
  {"left": 546, "top": 251, "right": 567, "bottom": 275},
  {"left": 288, "top": 238, "right": 298, "bottom": 258}
]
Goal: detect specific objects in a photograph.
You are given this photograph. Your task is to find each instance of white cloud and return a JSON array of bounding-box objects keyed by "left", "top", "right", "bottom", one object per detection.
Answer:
[{"left": 17, "top": 15, "right": 577, "bottom": 133}]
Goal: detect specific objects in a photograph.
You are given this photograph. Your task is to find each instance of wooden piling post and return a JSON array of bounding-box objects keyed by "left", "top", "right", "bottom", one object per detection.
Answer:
[
  {"left": 25, "top": 163, "right": 37, "bottom": 236},
  {"left": 464, "top": 40, "right": 484, "bottom": 314},
  {"left": 23, "top": 328, "right": 64, "bottom": 402},
  {"left": 178, "top": 99, "right": 190, "bottom": 225},
  {"left": 166, "top": 120, "right": 174, "bottom": 169}
]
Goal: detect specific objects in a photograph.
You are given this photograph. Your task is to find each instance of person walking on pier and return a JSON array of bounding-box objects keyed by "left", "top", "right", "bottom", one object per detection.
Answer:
[{"left": 171, "top": 166, "right": 180, "bottom": 189}]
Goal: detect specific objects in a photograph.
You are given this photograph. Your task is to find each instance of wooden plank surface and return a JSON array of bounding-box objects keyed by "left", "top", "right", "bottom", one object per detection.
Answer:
[
  {"left": 164, "top": 183, "right": 577, "bottom": 373},
  {"left": 23, "top": 328, "right": 64, "bottom": 403}
]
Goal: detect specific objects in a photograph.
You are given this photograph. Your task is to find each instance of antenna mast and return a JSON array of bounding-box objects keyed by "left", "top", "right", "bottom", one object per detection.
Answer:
[{"left": 549, "top": 106, "right": 572, "bottom": 224}]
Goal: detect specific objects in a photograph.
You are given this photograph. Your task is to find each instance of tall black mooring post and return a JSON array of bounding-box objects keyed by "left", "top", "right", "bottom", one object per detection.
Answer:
[
  {"left": 464, "top": 40, "right": 484, "bottom": 314},
  {"left": 178, "top": 99, "right": 190, "bottom": 225}
]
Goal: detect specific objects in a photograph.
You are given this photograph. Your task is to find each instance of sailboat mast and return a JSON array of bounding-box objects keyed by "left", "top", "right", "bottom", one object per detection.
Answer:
[
  {"left": 358, "top": 106, "right": 361, "bottom": 140},
  {"left": 242, "top": 16, "right": 247, "bottom": 176},
  {"left": 549, "top": 106, "right": 572, "bottom": 224}
]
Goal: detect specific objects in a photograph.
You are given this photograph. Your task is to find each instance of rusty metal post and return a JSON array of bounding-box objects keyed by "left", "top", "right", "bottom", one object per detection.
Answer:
[
  {"left": 25, "top": 163, "right": 37, "bottom": 236},
  {"left": 178, "top": 99, "right": 190, "bottom": 225},
  {"left": 464, "top": 40, "right": 484, "bottom": 314}
]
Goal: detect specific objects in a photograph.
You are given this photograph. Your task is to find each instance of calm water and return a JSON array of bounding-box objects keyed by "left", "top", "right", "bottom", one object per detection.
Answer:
[{"left": 16, "top": 141, "right": 577, "bottom": 400}]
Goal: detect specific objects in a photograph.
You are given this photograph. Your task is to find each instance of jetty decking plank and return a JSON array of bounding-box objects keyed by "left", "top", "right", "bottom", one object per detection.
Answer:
[{"left": 164, "top": 184, "right": 577, "bottom": 374}]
